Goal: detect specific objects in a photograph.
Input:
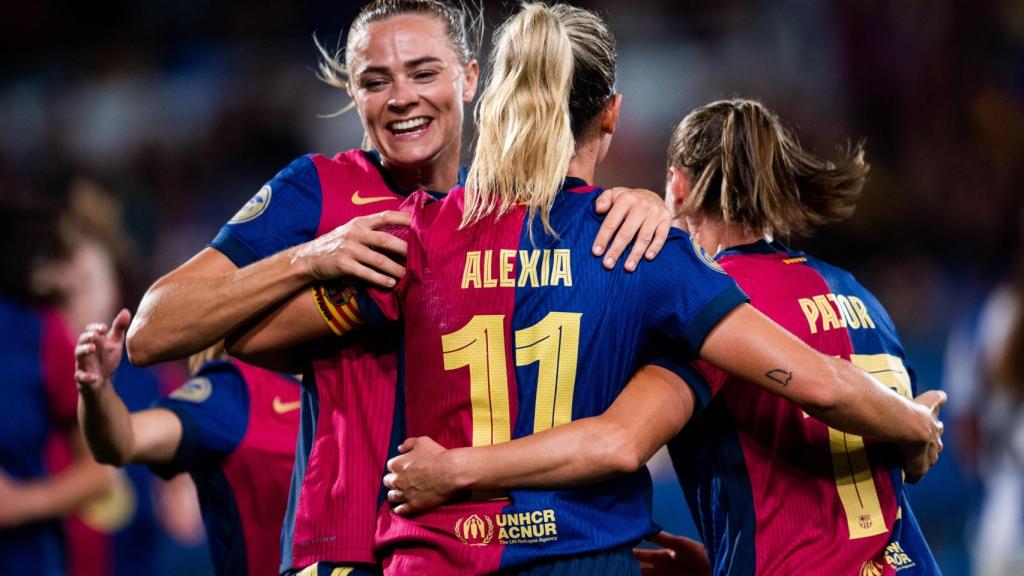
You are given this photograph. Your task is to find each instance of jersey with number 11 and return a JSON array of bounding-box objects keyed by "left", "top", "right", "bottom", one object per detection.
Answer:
[{"left": 359, "top": 178, "right": 748, "bottom": 575}]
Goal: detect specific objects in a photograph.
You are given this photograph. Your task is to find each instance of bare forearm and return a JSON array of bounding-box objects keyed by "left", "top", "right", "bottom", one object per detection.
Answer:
[
  {"left": 446, "top": 418, "right": 637, "bottom": 491},
  {"left": 78, "top": 382, "right": 137, "bottom": 466},
  {"left": 127, "top": 248, "right": 311, "bottom": 365},
  {"left": 804, "top": 357, "right": 931, "bottom": 443},
  {"left": 15, "top": 433, "right": 113, "bottom": 524},
  {"left": 702, "top": 304, "right": 932, "bottom": 444},
  {"left": 447, "top": 365, "right": 691, "bottom": 491}
]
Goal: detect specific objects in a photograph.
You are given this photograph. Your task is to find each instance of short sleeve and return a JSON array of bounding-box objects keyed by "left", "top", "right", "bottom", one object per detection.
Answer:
[
  {"left": 210, "top": 155, "right": 323, "bottom": 267},
  {"left": 641, "top": 337, "right": 714, "bottom": 415},
  {"left": 40, "top": 310, "right": 77, "bottom": 430},
  {"left": 148, "top": 361, "right": 250, "bottom": 479},
  {"left": 644, "top": 231, "right": 749, "bottom": 359}
]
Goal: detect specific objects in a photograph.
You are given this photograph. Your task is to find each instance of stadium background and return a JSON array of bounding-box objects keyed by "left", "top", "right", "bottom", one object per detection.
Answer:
[{"left": 2, "top": 0, "right": 1021, "bottom": 573}]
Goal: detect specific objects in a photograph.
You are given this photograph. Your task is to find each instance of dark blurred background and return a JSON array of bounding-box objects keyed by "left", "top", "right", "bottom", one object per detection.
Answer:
[{"left": 2, "top": 1, "right": 1021, "bottom": 573}]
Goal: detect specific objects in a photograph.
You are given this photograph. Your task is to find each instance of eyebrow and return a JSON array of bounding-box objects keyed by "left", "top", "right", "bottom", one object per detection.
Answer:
[{"left": 357, "top": 56, "right": 445, "bottom": 76}]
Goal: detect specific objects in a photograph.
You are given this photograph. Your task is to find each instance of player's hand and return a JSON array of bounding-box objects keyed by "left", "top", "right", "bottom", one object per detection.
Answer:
[
  {"left": 634, "top": 531, "right": 711, "bottom": 576},
  {"left": 383, "top": 436, "right": 456, "bottom": 515},
  {"left": 901, "top": 390, "right": 946, "bottom": 483},
  {"left": 593, "top": 187, "right": 672, "bottom": 271},
  {"left": 291, "top": 210, "right": 411, "bottom": 288},
  {"left": 75, "top": 309, "right": 131, "bottom": 394}
]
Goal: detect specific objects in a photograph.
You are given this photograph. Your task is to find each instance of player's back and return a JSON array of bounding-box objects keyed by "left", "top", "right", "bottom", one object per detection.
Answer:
[
  {"left": 366, "top": 178, "right": 746, "bottom": 575},
  {"left": 669, "top": 240, "right": 939, "bottom": 576}
]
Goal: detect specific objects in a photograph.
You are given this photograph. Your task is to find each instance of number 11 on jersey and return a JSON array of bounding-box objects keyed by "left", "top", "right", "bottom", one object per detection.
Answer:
[{"left": 442, "top": 312, "right": 583, "bottom": 447}]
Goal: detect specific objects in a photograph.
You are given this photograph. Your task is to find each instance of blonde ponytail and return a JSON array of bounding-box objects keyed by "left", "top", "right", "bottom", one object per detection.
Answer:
[{"left": 463, "top": 3, "right": 576, "bottom": 235}]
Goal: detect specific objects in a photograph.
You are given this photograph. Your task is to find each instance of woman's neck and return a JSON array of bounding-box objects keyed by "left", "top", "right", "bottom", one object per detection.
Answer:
[
  {"left": 692, "top": 218, "right": 765, "bottom": 257},
  {"left": 565, "top": 137, "right": 602, "bottom": 185},
  {"left": 382, "top": 148, "right": 461, "bottom": 193}
]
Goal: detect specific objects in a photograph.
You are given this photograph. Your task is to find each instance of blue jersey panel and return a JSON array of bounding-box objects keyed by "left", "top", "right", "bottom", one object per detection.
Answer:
[
  {"left": 0, "top": 299, "right": 66, "bottom": 576},
  {"left": 279, "top": 371, "right": 319, "bottom": 574},
  {"left": 210, "top": 155, "right": 323, "bottom": 267},
  {"left": 501, "top": 181, "right": 746, "bottom": 567},
  {"left": 150, "top": 360, "right": 250, "bottom": 479}
]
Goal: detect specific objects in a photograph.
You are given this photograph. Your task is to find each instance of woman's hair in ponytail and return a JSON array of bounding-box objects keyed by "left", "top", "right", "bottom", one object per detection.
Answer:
[
  {"left": 463, "top": 2, "right": 615, "bottom": 234},
  {"left": 668, "top": 99, "right": 868, "bottom": 239}
]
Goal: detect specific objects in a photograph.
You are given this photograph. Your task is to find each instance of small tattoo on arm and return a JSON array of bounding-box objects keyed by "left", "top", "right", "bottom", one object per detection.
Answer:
[{"left": 766, "top": 369, "right": 792, "bottom": 387}]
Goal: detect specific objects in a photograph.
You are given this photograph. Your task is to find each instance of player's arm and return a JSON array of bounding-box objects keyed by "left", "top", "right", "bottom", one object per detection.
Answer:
[
  {"left": 0, "top": 431, "right": 116, "bottom": 529},
  {"left": 127, "top": 211, "right": 409, "bottom": 366},
  {"left": 383, "top": 364, "right": 693, "bottom": 514},
  {"left": 699, "top": 303, "right": 945, "bottom": 480},
  {"left": 77, "top": 310, "right": 183, "bottom": 466},
  {"left": 224, "top": 280, "right": 375, "bottom": 370}
]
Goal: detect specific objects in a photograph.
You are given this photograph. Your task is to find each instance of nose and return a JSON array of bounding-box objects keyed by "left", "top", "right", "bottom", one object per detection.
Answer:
[{"left": 387, "top": 78, "right": 419, "bottom": 111}]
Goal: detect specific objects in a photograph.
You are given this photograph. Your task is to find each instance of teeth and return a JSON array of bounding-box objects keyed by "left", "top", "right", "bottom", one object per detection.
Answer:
[{"left": 389, "top": 117, "right": 430, "bottom": 132}]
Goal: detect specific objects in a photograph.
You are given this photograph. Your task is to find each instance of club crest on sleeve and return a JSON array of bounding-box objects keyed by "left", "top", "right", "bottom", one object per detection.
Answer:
[
  {"left": 690, "top": 235, "right": 725, "bottom": 273},
  {"left": 229, "top": 185, "right": 272, "bottom": 224},
  {"left": 169, "top": 377, "right": 213, "bottom": 403}
]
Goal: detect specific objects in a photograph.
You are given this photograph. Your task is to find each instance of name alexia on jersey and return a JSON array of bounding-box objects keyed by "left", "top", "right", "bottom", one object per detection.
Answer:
[{"left": 461, "top": 249, "right": 574, "bottom": 289}]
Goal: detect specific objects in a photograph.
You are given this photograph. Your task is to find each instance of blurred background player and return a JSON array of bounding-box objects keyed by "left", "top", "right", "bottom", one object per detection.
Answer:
[
  {"left": 127, "top": 1, "right": 670, "bottom": 574},
  {"left": 76, "top": 309, "right": 300, "bottom": 576},
  {"left": 0, "top": 196, "right": 114, "bottom": 576},
  {"left": 944, "top": 210, "right": 1024, "bottom": 576},
  {"left": 234, "top": 4, "right": 943, "bottom": 574}
]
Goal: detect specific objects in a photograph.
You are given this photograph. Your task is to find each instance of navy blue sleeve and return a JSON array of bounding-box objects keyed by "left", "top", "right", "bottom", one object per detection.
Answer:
[
  {"left": 642, "top": 337, "right": 713, "bottom": 415},
  {"left": 209, "top": 155, "right": 323, "bottom": 267},
  {"left": 644, "top": 230, "right": 749, "bottom": 359},
  {"left": 148, "top": 361, "right": 250, "bottom": 479}
]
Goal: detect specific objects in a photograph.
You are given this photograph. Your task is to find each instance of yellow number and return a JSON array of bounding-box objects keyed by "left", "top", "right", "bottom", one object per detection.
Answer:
[
  {"left": 822, "top": 353, "right": 913, "bottom": 540},
  {"left": 442, "top": 312, "right": 583, "bottom": 446},
  {"left": 515, "top": 312, "right": 582, "bottom": 433},
  {"left": 442, "top": 315, "right": 511, "bottom": 447}
]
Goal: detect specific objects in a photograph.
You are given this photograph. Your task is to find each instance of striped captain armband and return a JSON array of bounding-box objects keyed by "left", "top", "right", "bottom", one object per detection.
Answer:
[{"left": 311, "top": 281, "right": 365, "bottom": 336}]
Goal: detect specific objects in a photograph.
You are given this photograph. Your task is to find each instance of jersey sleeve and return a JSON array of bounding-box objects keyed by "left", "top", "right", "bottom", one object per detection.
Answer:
[
  {"left": 644, "top": 231, "right": 749, "bottom": 359},
  {"left": 209, "top": 155, "right": 323, "bottom": 267},
  {"left": 641, "top": 337, "right": 716, "bottom": 415},
  {"left": 40, "top": 310, "right": 78, "bottom": 431},
  {"left": 148, "top": 361, "right": 250, "bottom": 479}
]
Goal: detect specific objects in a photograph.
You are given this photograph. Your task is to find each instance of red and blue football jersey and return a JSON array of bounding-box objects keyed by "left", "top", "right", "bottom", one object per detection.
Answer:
[
  {"left": 151, "top": 359, "right": 300, "bottom": 576},
  {"left": 358, "top": 178, "right": 748, "bottom": 575},
  {"left": 0, "top": 299, "right": 77, "bottom": 576},
  {"left": 211, "top": 150, "right": 454, "bottom": 571},
  {"left": 668, "top": 240, "right": 939, "bottom": 576}
]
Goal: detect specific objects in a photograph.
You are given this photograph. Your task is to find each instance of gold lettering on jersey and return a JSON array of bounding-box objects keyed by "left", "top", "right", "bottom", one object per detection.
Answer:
[
  {"left": 483, "top": 250, "right": 497, "bottom": 288},
  {"left": 550, "top": 250, "right": 572, "bottom": 287},
  {"left": 461, "top": 250, "right": 573, "bottom": 289},
  {"left": 462, "top": 251, "right": 482, "bottom": 289},
  {"left": 519, "top": 250, "right": 540, "bottom": 287},
  {"left": 454, "top": 509, "right": 560, "bottom": 546},
  {"left": 798, "top": 293, "right": 877, "bottom": 334},
  {"left": 499, "top": 249, "right": 516, "bottom": 287}
]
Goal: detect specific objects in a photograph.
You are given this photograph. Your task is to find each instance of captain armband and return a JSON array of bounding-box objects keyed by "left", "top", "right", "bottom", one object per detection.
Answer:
[{"left": 311, "top": 281, "right": 366, "bottom": 336}]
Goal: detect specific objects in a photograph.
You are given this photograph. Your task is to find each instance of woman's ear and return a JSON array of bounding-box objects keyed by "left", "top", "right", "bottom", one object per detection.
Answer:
[
  {"left": 668, "top": 165, "right": 691, "bottom": 211},
  {"left": 463, "top": 59, "right": 480, "bottom": 102},
  {"left": 600, "top": 93, "right": 622, "bottom": 135}
]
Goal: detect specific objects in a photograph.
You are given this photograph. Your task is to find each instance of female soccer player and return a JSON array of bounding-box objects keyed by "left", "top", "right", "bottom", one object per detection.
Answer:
[
  {"left": 125, "top": 1, "right": 670, "bottom": 574},
  {"left": 232, "top": 4, "right": 943, "bottom": 575},
  {"left": 76, "top": 310, "right": 299, "bottom": 576},
  {"left": 0, "top": 201, "right": 114, "bottom": 576},
  {"left": 385, "top": 100, "right": 945, "bottom": 575}
]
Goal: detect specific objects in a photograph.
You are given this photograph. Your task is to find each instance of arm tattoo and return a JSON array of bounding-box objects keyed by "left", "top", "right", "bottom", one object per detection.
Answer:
[{"left": 766, "top": 369, "right": 792, "bottom": 388}]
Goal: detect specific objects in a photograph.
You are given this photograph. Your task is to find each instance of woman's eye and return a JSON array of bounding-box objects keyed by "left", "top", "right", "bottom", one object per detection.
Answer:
[
  {"left": 413, "top": 70, "right": 438, "bottom": 81},
  {"left": 363, "top": 79, "right": 387, "bottom": 90}
]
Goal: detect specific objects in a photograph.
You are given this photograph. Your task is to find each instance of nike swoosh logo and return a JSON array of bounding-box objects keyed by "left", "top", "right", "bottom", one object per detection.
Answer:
[
  {"left": 272, "top": 396, "right": 301, "bottom": 414},
  {"left": 351, "top": 190, "right": 397, "bottom": 205}
]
